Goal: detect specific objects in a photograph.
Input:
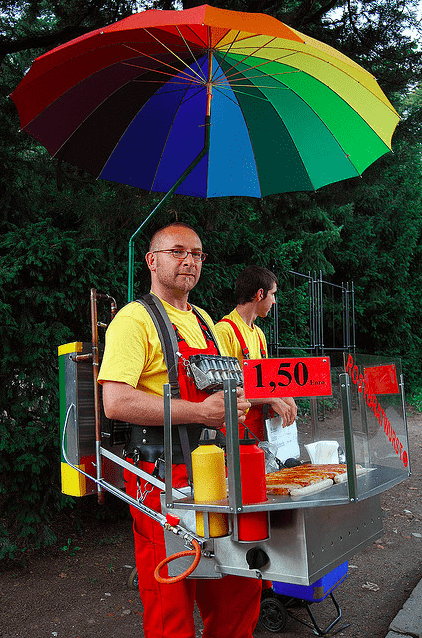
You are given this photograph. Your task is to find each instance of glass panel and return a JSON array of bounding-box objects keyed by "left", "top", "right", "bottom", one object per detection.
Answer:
[
  {"left": 293, "top": 352, "right": 409, "bottom": 506},
  {"left": 343, "top": 352, "right": 410, "bottom": 499}
]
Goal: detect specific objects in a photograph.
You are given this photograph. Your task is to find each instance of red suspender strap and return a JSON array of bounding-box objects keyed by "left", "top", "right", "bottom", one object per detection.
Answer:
[{"left": 219, "top": 318, "right": 266, "bottom": 359}]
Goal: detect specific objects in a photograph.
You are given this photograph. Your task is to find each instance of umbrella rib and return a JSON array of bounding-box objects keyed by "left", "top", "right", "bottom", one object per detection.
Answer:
[
  {"left": 122, "top": 46, "right": 204, "bottom": 85},
  {"left": 220, "top": 45, "right": 398, "bottom": 116},
  {"left": 141, "top": 29, "right": 206, "bottom": 83},
  {"left": 132, "top": 78, "right": 205, "bottom": 87},
  {"left": 214, "top": 36, "right": 280, "bottom": 80},
  {"left": 214, "top": 71, "right": 300, "bottom": 89},
  {"left": 174, "top": 25, "right": 207, "bottom": 82},
  {"left": 212, "top": 84, "right": 270, "bottom": 105},
  {"left": 210, "top": 30, "right": 243, "bottom": 83},
  {"left": 125, "top": 64, "right": 205, "bottom": 87},
  {"left": 214, "top": 52, "right": 299, "bottom": 84},
  {"left": 210, "top": 32, "right": 298, "bottom": 85}
]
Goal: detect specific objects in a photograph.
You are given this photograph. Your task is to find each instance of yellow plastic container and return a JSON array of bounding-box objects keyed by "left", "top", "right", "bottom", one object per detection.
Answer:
[{"left": 191, "top": 442, "right": 229, "bottom": 537}]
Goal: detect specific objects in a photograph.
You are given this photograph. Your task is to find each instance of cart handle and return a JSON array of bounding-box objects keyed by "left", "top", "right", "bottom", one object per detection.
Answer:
[{"left": 154, "top": 538, "right": 201, "bottom": 584}]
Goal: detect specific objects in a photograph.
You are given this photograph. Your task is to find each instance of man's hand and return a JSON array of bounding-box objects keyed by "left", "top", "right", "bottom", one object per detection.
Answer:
[
  {"left": 197, "top": 387, "right": 251, "bottom": 429},
  {"left": 269, "top": 397, "right": 297, "bottom": 427},
  {"left": 235, "top": 387, "right": 251, "bottom": 423}
]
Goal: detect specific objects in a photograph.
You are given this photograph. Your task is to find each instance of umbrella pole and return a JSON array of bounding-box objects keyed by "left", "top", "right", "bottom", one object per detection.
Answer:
[{"left": 127, "top": 115, "right": 211, "bottom": 302}]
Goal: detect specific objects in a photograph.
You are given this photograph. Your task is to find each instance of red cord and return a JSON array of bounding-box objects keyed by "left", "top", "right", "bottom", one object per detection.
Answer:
[{"left": 154, "top": 538, "right": 201, "bottom": 584}]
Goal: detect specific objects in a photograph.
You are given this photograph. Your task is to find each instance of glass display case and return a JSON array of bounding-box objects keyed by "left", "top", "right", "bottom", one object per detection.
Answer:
[
  {"left": 167, "top": 352, "right": 410, "bottom": 515},
  {"left": 159, "top": 353, "right": 409, "bottom": 584}
]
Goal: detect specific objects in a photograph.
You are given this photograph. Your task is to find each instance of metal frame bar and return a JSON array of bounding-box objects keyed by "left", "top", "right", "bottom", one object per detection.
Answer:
[
  {"left": 268, "top": 271, "right": 356, "bottom": 357},
  {"left": 224, "top": 377, "right": 243, "bottom": 515},
  {"left": 339, "top": 373, "right": 358, "bottom": 502}
]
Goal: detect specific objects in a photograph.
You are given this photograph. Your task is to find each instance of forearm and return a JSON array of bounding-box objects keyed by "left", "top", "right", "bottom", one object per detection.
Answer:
[
  {"left": 103, "top": 382, "right": 202, "bottom": 426},
  {"left": 102, "top": 381, "right": 249, "bottom": 429}
]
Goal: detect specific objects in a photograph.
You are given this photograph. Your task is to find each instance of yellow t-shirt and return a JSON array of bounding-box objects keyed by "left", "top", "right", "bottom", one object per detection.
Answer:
[
  {"left": 215, "top": 309, "right": 268, "bottom": 363},
  {"left": 98, "top": 295, "right": 220, "bottom": 397}
]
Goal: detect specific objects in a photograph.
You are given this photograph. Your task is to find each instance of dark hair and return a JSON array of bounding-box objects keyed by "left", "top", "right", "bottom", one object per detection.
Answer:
[
  {"left": 149, "top": 222, "right": 200, "bottom": 251},
  {"left": 235, "top": 265, "right": 278, "bottom": 305}
]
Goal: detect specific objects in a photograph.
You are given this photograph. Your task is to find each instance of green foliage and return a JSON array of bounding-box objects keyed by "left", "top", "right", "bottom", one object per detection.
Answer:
[
  {"left": 407, "top": 389, "right": 422, "bottom": 413},
  {"left": 60, "top": 537, "right": 82, "bottom": 555}
]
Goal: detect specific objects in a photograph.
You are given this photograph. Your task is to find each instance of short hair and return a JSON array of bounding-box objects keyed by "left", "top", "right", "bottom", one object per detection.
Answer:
[
  {"left": 235, "top": 265, "right": 278, "bottom": 305},
  {"left": 149, "top": 222, "right": 200, "bottom": 251}
]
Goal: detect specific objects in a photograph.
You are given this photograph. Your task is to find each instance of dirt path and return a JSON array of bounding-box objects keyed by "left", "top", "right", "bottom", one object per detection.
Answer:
[{"left": 2, "top": 407, "right": 421, "bottom": 638}]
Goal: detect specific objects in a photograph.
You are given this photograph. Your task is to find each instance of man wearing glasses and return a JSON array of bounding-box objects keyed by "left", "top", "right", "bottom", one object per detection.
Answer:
[{"left": 98, "top": 222, "right": 261, "bottom": 638}]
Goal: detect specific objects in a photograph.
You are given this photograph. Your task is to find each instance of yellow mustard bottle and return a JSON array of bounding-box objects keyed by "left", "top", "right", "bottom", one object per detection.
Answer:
[{"left": 191, "top": 440, "right": 229, "bottom": 537}]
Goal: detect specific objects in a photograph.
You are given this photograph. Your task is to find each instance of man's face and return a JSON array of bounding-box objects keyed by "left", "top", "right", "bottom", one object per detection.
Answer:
[
  {"left": 257, "top": 282, "right": 277, "bottom": 318},
  {"left": 146, "top": 226, "right": 203, "bottom": 297}
]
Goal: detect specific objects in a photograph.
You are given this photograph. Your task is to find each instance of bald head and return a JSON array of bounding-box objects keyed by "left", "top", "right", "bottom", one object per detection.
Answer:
[{"left": 149, "top": 222, "right": 201, "bottom": 252}]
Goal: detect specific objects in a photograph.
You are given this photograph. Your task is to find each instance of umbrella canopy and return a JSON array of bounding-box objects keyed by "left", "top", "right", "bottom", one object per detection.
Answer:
[{"left": 11, "top": 4, "right": 399, "bottom": 199}]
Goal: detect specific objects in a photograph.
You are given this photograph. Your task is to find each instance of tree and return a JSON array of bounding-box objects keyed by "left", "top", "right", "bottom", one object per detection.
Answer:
[{"left": 0, "top": 0, "right": 139, "bottom": 64}]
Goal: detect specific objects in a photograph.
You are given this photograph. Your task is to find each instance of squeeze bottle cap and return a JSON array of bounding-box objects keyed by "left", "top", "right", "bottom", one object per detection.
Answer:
[
  {"left": 240, "top": 430, "right": 257, "bottom": 445},
  {"left": 198, "top": 429, "right": 217, "bottom": 445}
]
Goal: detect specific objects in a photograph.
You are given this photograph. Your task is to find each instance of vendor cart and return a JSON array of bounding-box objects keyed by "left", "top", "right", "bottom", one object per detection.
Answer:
[{"left": 58, "top": 290, "right": 410, "bottom": 629}]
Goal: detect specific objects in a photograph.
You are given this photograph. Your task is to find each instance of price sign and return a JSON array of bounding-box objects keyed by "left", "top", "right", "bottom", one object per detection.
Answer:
[{"left": 243, "top": 357, "right": 332, "bottom": 398}]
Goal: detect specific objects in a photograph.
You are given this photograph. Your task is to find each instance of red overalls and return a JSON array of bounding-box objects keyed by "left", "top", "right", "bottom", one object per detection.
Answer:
[
  {"left": 124, "top": 311, "right": 262, "bottom": 638},
  {"left": 218, "top": 318, "right": 268, "bottom": 440}
]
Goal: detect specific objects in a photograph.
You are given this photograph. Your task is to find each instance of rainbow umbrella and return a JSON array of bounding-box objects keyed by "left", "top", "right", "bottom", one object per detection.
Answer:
[
  {"left": 11, "top": 4, "right": 399, "bottom": 198},
  {"left": 11, "top": 4, "right": 399, "bottom": 297}
]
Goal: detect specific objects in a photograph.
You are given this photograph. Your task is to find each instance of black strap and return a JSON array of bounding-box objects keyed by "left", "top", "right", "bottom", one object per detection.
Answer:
[
  {"left": 137, "top": 293, "right": 180, "bottom": 399},
  {"left": 135, "top": 294, "right": 214, "bottom": 483}
]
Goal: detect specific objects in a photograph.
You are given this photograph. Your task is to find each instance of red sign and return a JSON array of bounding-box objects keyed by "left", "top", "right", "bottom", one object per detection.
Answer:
[
  {"left": 364, "top": 364, "right": 399, "bottom": 395},
  {"left": 243, "top": 357, "right": 332, "bottom": 399}
]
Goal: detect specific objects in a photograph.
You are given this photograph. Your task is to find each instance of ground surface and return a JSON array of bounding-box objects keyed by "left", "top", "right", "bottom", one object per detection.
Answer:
[{"left": 2, "top": 407, "right": 421, "bottom": 638}]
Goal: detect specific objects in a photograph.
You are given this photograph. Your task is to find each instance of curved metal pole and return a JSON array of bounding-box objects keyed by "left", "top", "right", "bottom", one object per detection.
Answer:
[
  {"left": 127, "top": 114, "right": 211, "bottom": 302},
  {"left": 90, "top": 288, "right": 118, "bottom": 504}
]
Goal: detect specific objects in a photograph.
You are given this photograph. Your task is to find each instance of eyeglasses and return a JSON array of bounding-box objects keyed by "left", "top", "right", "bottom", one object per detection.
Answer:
[{"left": 152, "top": 249, "right": 208, "bottom": 262}]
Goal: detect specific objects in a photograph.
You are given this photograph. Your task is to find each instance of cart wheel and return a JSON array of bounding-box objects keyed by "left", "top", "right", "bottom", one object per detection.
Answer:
[
  {"left": 258, "top": 597, "right": 289, "bottom": 633},
  {"left": 128, "top": 567, "right": 138, "bottom": 590}
]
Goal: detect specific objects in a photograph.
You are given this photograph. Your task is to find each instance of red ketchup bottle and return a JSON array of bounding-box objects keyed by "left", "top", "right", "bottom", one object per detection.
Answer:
[{"left": 237, "top": 432, "right": 269, "bottom": 541}]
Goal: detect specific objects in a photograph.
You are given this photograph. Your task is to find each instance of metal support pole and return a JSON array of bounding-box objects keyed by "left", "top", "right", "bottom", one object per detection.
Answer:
[
  {"left": 309, "top": 273, "right": 315, "bottom": 353},
  {"left": 351, "top": 281, "right": 356, "bottom": 353},
  {"left": 339, "top": 373, "right": 358, "bottom": 502},
  {"left": 400, "top": 373, "right": 411, "bottom": 475},
  {"left": 164, "top": 384, "right": 174, "bottom": 508},
  {"left": 224, "top": 378, "right": 243, "bottom": 515},
  {"left": 318, "top": 270, "right": 324, "bottom": 355},
  {"left": 90, "top": 288, "right": 104, "bottom": 504}
]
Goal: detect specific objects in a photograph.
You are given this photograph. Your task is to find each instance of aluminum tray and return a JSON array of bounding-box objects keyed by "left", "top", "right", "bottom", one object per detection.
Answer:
[
  {"left": 162, "top": 494, "right": 383, "bottom": 584},
  {"left": 169, "top": 464, "right": 404, "bottom": 513}
]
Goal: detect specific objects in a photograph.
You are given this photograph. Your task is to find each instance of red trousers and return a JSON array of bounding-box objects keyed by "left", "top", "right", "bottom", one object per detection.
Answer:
[{"left": 125, "top": 461, "right": 262, "bottom": 638}]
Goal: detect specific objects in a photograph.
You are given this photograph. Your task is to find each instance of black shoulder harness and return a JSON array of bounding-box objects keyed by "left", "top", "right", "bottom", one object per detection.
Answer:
[
  {"left": 135, "top": 293, "right": 220, "bottom": 482},
  {"left": 136, "top": 293, "right": 220, "bottom": 398}
]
